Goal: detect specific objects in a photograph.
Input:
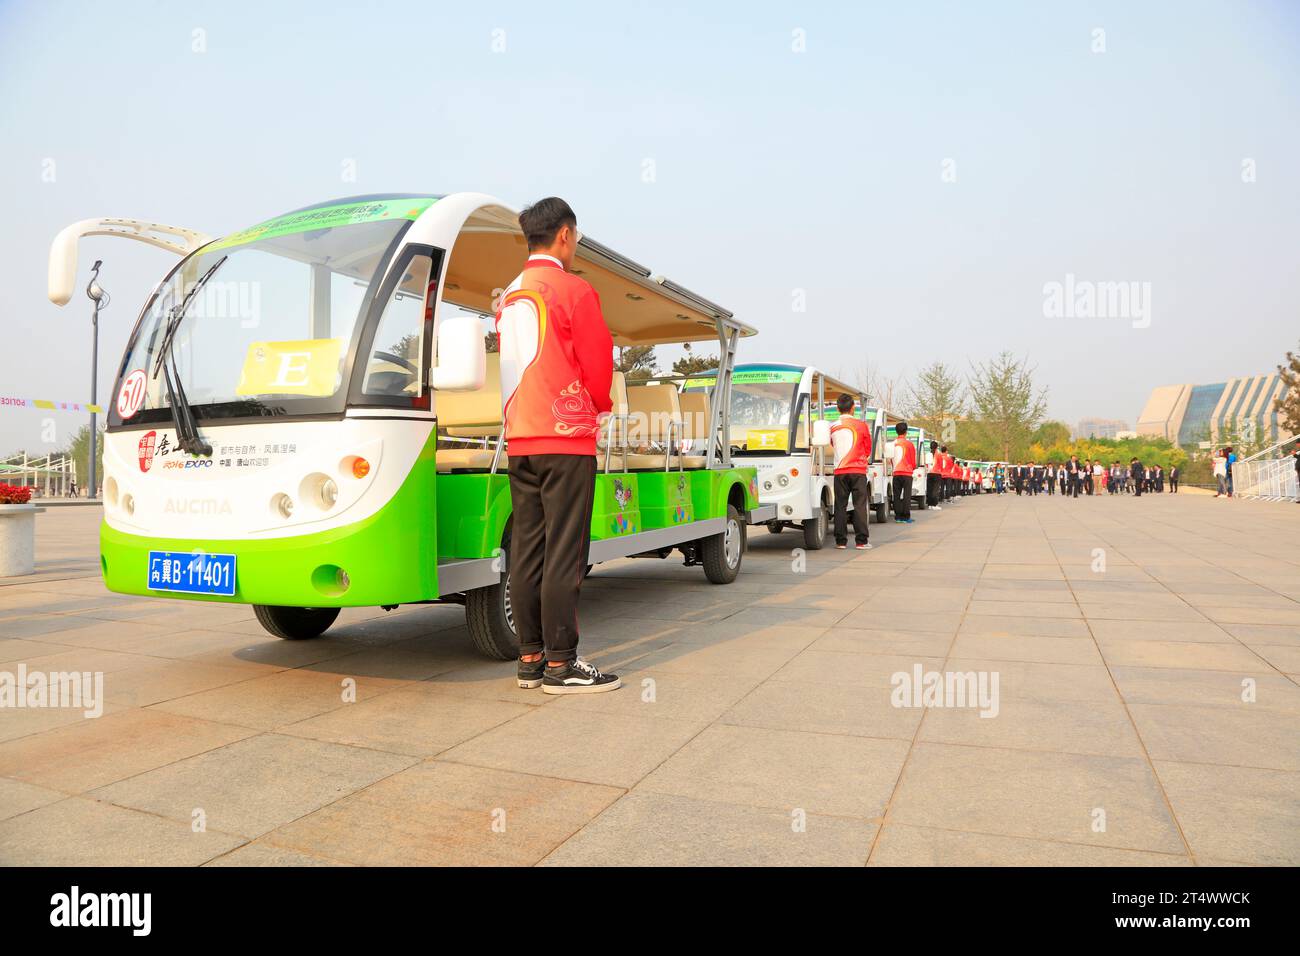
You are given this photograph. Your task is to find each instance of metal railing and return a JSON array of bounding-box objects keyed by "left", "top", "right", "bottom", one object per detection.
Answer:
[{"left": 1230, "top": 437, "right": 1299, "bottom": 501}]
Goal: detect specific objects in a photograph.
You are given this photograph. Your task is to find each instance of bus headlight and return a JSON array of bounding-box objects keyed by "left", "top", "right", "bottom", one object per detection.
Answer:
[
  {"left": 273, "top": 493, "right": 294, "bottom": 519},
  {"left": 319, "top": 478, "right": 338, "bottom": 509},
  {"left": 777, "top": 474, "right": 790, "bottom": 487},
  {"left": 122, "top": 493, "right": 134, "bottom": 516}
]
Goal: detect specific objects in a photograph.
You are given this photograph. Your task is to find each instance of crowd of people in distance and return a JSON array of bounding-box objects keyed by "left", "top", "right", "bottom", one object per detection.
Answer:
[{"left": 988, "top": 455, "right": 1194, "bottom": 497}]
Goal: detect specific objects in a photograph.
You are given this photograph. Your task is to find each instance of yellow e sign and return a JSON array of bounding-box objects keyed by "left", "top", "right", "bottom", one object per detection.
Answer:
[
  {"left": 237, "top": 339, "right": 343, "bottom": 396},
  {"left": 746, "top": 428, "right": 788, "bottom": 451}
]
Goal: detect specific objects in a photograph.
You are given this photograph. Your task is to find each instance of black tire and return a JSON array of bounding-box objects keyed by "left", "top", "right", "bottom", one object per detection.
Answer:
[
  {"left": 873, "top": 500, "right": 887, "bottom": 524},
  {"left": 253, "top": 605, "right": 339, "bottom": 641},
  {"left": 802, "top": 498, "right": 828, "bottom": 550},
  {"left": 466, "top": 539, "right": 518, "bottom": 661},
  {"left": 702, "top": 503, "right": 745, "bottom": 584},
  {"left": 767, "top": 522, "right": 785, "bottom": 535},
  {"left": 916, "top": 491, "right": 928, "bottom": 511}
]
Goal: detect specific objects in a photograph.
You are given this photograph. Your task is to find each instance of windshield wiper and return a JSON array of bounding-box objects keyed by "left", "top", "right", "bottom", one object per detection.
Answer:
[{"left": 152, "top": 256, "right": 227, "bottom": 457}]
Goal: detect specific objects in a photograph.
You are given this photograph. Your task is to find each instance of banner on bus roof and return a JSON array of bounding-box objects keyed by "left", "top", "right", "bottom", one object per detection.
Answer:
[
  {"left": 208, "top": 198, "right": 437, "bottom": 252},
  {"left": 682, "top": 368, "right": 803, "bottom": 389}
]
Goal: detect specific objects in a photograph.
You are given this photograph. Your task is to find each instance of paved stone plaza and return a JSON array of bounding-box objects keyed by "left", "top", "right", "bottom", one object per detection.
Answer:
[{"left": 1, "top": 494, "right": 1296, "bottom": 866}]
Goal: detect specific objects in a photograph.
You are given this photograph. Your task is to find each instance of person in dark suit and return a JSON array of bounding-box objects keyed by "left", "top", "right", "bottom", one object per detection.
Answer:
[
  {"left": 1169, "top": 465, "right": 1179, "bottom": 493},
  {"left": 1130, "top": 458, "right": 1143, "bottom": 497}
]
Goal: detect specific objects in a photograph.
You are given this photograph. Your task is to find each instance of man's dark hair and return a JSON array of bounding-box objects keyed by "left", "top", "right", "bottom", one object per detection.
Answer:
[
  {"left": 518, "top": 197, "right": 577, "bottom": 250},
  {"left": 836, "top": 393, "right": 854, "bottom": 414},
  {"left": 895, "top": 422, "right": 907, "bottom": 436},
  {"left": 929, "top": 440, "right": 938, "bottom": 452},
  {"left": 940, "top": 445, "right": 948, "bottom": 453}
]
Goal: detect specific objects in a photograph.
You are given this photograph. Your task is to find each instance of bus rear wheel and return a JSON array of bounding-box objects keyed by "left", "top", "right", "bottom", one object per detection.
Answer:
[
  {"left": 702, "top": 504, "right": 745, "bottom": 584},
  {"left": 253, "top": 605, "right": 340, "bottom": 641},
  {"left": 466, "top": 538, "right": 519, "bottom": 661}
]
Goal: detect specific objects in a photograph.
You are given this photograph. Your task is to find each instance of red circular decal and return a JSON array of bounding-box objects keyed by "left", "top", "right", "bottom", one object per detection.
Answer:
[{"left": 117, "top": 370, "right": 147, "bottom": 419}]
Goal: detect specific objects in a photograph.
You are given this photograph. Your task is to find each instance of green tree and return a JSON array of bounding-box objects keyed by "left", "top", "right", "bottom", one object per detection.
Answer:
[
  {"left": 1275, "top": 341, "right": 1300, "bottom": 437},
  {"left": 1031, "top": 421, "right": 1071, "bottom": 447},
  {"left": 906, "top": 361, "right": 967, "bottom": 441},
  {"left": 616, "top": 345, "right": 658, "bottom": 382},
  {"left": 63, "top": 423, "right": 105, "bottom": 492},
  {"left": 967, "top": 352, "right": 1048, "bottom": 461},
  {"left": 671, "top": 343, "right": 719, "bottom": 376}
]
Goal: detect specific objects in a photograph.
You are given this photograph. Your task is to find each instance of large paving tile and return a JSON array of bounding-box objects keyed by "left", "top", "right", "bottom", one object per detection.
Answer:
[
  {"left": 279, "top": 686, "right": 533, "bottom": 757},
  {"left": 1088, "top": 620, "right": 1232, "bottom": 644},
  {"left": 0, "top": 797, "right": 244, "bottom": 865},
  {"left": 149, "top": 667, "right": 405, "bottom": 730},
  {"left": 772, "top": 650, "right": 947, "bottom": 687},
  {"left": 0, "top": 707, "right": 256, "bottom": 793},
  {"left": 810, "top": 627, "right": 954, "bottom": 658},
  {"left": 1099, "top": 640, "right": 1269, "bottom": 673},
  {"left": 638, "top": 724, "right": 910, "bottom": 818},
  {"left": 888, "top": 742, "right": 1185, "bottom": 853},
  {"left": 947, "top": 634, "right": 1102, "bottom": 666},
  {"left": 720, "top": 679, "right": 923, "bottom": 740},
  {"left": 918, "top": 694, "right": 1144, "bottom": 758},
  {"left": 0, "top": 777, "right": 65, "bottom": 822},
  {"left": 966, "top": 601, "right": 1081, "bottom": 619},
  {"left": 958, "top": 615, "right": 1092, "bottom": 639},
  {"left": 204, "top": 841, "right": 351, "bottom": 866},
  {"left": 92, "top": 733, "right": 415, "bottom": 838},
  {"left": 543, "top": 791, "right": 877, "bottom": 866},
  {"left": 1111, "top": 666, "right": 1300, "bottom": 713},
  {"left": 439, "top": 706, "right": 700, "bottom": 788},
  {"left": 264, "top": 760, "right": 620, "bottom": 865},
  {"left": 869, "top": 824, "right": 1190, "bottom": 866},
  {"left": 1126, "top": 703, "right": 1300, "bottom": 771},
  {"left": 945, "top": 658, "right": 1118, "bottom": 702},
  {"left": 1154, "top": 761, "right": 1300, "bottom": 865},
  {"left": 544, "top": 667, "right": 762, "bottom": 727}
]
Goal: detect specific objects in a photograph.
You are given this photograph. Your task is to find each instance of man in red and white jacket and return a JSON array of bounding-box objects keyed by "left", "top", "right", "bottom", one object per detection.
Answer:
[
  {"left": 829, "top": 394, "right": 872, "bottom": 549},
  {"left": 891, "top": 422, "right": 916, "bottom": 523},
  {"left": 495, "top": 198, "right": 619, "bottom": 695}
]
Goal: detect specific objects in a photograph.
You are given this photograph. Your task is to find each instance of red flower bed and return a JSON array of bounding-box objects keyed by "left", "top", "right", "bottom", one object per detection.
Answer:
[{"left": 0, "top": 483, "right": 34, "bottom": 505}]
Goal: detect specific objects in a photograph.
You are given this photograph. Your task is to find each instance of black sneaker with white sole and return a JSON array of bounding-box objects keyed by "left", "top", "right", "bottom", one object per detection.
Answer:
[
  {"left": 542, "top": 659, "right": 621, "bottom": 695},
  {"left": 517, "top": 655, "right": 546, "bottom": 689}
]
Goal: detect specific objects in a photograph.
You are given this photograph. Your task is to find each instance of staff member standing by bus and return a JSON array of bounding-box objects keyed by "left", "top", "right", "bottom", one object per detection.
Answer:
[
  {"left": 926, "top": 440, "right": 943, "bottom": 510},
  {"left": 497, "top": 197, "right": 620, "bottom": 695},
  {"left": 830, "top": 394, "right": 873, "bottom": 549},
  {"left": 892, "top": 422, "right": 916, "bottom": 523}
]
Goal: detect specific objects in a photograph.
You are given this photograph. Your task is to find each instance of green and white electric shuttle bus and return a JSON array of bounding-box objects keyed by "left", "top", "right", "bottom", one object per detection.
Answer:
[
  {"left": 48, "top": 194, "right": 772, "bottom": 659},
  {"left": 682, "top": 364, "right": 864, "bottom": 549}
]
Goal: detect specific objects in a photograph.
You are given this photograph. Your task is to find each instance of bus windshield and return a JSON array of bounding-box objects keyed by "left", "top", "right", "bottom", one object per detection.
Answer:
[
  {"left": 111, "top": 201, "right": 429, "bottom": 428},
  {"left": 728, "top": 381, "right": 798, "bottom": 454}
]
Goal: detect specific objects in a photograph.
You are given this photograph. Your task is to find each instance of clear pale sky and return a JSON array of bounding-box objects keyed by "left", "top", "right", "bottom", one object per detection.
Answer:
[{"left": 2, "top": 0, "right": 1297, "bottom": 454}]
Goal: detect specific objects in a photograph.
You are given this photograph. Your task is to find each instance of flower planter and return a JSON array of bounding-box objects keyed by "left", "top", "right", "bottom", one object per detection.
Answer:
[{"left": 0, "top": 503, "right": 40, "bottom": 576}]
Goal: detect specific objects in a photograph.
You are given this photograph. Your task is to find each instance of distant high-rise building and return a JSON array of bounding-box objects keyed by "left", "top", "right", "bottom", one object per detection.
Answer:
[
  {"left": 1136, "top": 374, "right": 1295, "bottom": 447},
  {"left": 1076, "top": 418, "right": 1130, "bottom": 440}
]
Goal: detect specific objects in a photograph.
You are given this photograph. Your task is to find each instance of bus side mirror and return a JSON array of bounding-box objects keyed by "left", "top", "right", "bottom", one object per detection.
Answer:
[
  {"left": 430, "top": 313, "right": 486, "bottom": 391},
  {"left": 812, "top": 420, "right": 832, "bottom": 447}
]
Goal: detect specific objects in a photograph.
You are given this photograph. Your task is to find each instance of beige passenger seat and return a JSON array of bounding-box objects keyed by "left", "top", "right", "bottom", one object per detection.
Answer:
[
  {"left": 436, "top": 352, "right": 506, "bottom": 473},
  {"left": 677, "top": 391, "right": 710, "bottom": 468},
  {"left": 624, "top": 382, "right": 682, "bottom": 470},
  {"left": 596, "top": 371, "right": 628, "bottom": 472}
]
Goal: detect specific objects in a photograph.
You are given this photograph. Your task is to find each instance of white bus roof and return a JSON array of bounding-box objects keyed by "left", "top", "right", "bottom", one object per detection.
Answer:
[{"left": 48, "top": 192, "right": 757, "bottom": 349}]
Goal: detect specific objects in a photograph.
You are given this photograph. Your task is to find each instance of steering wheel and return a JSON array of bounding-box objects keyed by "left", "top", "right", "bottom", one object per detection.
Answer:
[{"left": 373, "top": 350, "right": 418, "bottom": 373}]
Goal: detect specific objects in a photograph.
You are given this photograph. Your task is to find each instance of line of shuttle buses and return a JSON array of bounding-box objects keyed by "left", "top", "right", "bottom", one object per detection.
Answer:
[{"left": 46, "top": 192, "right": 995, "bottom": 660}]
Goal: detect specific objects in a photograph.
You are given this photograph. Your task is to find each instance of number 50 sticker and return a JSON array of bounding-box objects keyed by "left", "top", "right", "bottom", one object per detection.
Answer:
[{"left": 117, "top": 370, "right": 148, "bottom": 419}]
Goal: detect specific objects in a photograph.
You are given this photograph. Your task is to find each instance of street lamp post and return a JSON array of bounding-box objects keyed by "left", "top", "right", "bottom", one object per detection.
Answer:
[{"left": 85, "top": 260, "right": 109, "bottom": 500}]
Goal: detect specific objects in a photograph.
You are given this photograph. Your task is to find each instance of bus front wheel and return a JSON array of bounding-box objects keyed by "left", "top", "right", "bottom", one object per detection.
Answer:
[
  {"left": 253, "top": 605, "right": 340, "bottom": 641},
  {"left": 702, "top": 504, "right": 745, "bottom": 584}
]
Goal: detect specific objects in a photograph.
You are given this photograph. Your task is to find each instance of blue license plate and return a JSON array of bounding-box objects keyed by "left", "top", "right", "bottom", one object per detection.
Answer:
[{"left": 147, "top": 550, "right": 237, "bottom": 596}]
